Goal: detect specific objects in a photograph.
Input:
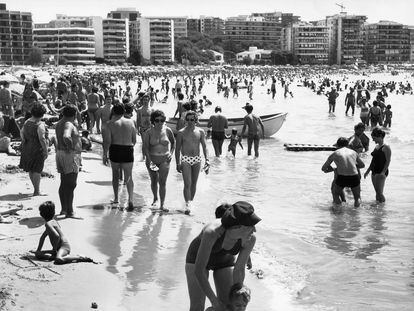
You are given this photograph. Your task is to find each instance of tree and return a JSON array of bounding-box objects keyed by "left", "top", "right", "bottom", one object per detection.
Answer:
[
  {"left": 241, "top": 56, "right": 253, "bottom": 66},
  {"left": 26, "top": 47, "right": 43, "bottom": 66},
  {"left": 127, "top": 50, "right": 142, "bottom": 65}
]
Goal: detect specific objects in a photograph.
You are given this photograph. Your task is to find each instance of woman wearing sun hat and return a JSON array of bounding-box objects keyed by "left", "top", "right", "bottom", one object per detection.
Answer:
[{"left": 185, "top": 201, "right": 261, "bottom": 311}]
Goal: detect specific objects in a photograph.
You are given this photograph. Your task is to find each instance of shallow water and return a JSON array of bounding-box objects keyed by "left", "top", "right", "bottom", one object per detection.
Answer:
[{"left": 86, "top": 71, "right": 414, "bottom": 310}]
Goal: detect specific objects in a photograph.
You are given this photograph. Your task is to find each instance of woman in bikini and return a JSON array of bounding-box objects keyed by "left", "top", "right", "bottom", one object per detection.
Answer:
[
  {"left": 143, "top": 110, "right": 175, "bottom": 211},
  {"left": 185, "top": 201, "right": 261, "bottom": 311},
  {"left": 364, "top": 127, "right": 391, "bottom": 203}
]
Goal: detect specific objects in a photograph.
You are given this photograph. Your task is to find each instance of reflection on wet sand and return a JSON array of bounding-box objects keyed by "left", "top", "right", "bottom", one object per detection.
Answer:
[
  {"left": 324, "top": 203, "right": 388, "bottom": 259},
  {"left": 92, "top": 204, "right": 194, "bottom": 301}
]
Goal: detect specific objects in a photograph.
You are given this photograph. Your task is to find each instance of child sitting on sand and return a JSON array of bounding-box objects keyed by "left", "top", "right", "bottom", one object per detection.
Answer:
[
  {"left": 227, "top": 128, "right": 243, "bottom": 157},
  {"left": 205, "top": 283, "right": 251, "bottom": 311},
  {"left": 33, "top": 201, "right": 93, "bottom": 265},
  {"left": 81, "top": 130, "right": 92, "bottom": 151}
]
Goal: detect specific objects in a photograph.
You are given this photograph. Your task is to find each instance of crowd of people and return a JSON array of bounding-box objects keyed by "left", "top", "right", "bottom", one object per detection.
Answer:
[{"left": 0, "top": 64, "right": 408, "bottom": 310}]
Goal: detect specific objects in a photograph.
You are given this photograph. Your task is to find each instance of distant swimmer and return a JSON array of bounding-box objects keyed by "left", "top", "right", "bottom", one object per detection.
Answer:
[{"left": 322, "top": 137, "right": 365, "bottom": 207}]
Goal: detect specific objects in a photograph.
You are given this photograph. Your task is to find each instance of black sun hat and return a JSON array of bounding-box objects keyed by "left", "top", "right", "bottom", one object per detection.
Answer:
[{"left": 220, "top": 201, "right": 261, "bottom": 228}]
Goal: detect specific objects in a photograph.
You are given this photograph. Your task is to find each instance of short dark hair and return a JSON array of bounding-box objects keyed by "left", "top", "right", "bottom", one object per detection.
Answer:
[
  {"left": 371, "top": 127, "right": 385, "bottom": 138},
  {"left": 31, "top": 103, "right": 47, "bottom": 118},
  {"left": 185, "top": 110, "right": 198, "bottom": 121},
  {"left": 354, "top": 122, "right": 365, "bottom": 131},
  {"left": 150, "top": 109, "right": 166, "bottom": 124},
  {"left": 62, "top": 104, "right": 77, "bottom": 118},
  {"left": 336, "top": 137, "right": 349, "bottom": 148},
  {"left": 215, "top": 106, "right": 222, "bottom": 113},
  {"left": 124, "top": 103, "right": 134, "bottom": 115},
  {"left": 245, "top": 105, "right": 253, "bottom": 113},
  {"left": 112, "top": 103, "right": 125, "bottom": 116},
  {"left": 39, "top": 201, "right": 55, "bottom": 221}
]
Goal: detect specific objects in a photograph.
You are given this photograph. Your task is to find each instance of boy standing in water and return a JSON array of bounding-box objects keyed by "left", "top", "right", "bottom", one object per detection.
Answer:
[
  {"left": 383, "top": 105, "right": 392, "bottom": 128},
  {"left": 34, "top": 201, "right": 93, "bottom": 264},
  {"left": 240, "top": 103, "right": 265, "bottom": 157},
  {"left": 227, "top": 128, "right": 243, "bottom": 157}
]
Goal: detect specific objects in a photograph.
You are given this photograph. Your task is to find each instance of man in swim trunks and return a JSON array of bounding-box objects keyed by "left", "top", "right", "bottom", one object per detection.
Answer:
[
  {"left": 55, "top": 105, "right": 83, "bottom": 218},
  {"left": 175, "top": 111, "right": 209, "bottom": 213},
  {"left": 103, "top": 103, "right": 136, "bottom": 210},
  {"left": 322, "top": 137, "right": 365, "bottom": 207},
  {"left": 207, "top": 106, "right": 228, "bottom": 157},
  {"left": 240, "top": 103, "right": 264, "bottom": 158}
]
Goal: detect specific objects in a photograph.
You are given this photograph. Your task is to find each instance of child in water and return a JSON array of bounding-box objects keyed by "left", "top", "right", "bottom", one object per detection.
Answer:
[
  {"left": 205, "top": 283, "right": 251, "bottom": 311},
  {"left": 227, "top": 128, "right": 243, "bottom": 157},
  {"left": 383, "top": 105, "right": 392, "bottom": 128},
  {"left": 33, "top": 201, "right": 93, "bottom": 265}
]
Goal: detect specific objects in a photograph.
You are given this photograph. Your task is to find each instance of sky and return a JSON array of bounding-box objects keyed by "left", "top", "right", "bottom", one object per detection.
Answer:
[{"left": 3, "top": 0, "right": 414, "bottom": 25}]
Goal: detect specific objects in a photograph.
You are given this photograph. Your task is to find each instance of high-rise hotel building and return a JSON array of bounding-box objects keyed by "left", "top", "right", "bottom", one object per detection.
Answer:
[
  {"left": 290, "top": 22, "right": 329, "bottom": 64},
  {"left": 0, "top": 3, "right": 33, "bottom": 65},
  {"left": 363, "top": 21, "right": 410, "bottom": 63},
  {"left": 34, "top": 16, "right": 95, "bottom": 65},
  {"left": 323, "top": 13, "right": 367, "bottom": 65},
  {"left": 130, "top": 18, "right": 174, "bottom": 63}
]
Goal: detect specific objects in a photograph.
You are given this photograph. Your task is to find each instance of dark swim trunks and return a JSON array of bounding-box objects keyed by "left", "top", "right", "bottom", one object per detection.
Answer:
[
  {"left": 109, "top": 144, "right": 134, "bottom": 163},
  {"left": 211, "top": 131, "right": 226, "bottom": 141},
  {"left": 335, "top": 174, "right": 360, "bottom": 188}
]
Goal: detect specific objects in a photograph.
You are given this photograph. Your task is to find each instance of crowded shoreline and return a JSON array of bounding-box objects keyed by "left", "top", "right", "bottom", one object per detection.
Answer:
[{"left": 1, "top": 64, "right": 414, "bottom": 311}]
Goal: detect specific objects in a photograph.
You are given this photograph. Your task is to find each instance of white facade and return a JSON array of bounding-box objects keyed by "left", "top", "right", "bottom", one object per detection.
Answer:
[
  {"left": 236, "top": 46, "right": 272, "bottom": 61},
  {"left": 145, "top": 16, "right": 187, "bottom": 38},
  {"left": 33, "top": 26, "right": 95, "bottom": 65},
  {"left": 102, "top": 18, "right": 129, "bottom": 64},
  {"left": 291, "top": 22, "right": 329, "bottom": 64},
  {"left": 132, "top": 18, "right": 174, "bottom": 63}
]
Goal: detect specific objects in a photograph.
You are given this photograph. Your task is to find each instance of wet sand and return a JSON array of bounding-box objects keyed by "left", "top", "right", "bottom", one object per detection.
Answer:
[{"left": 0, "top": 144, "right": 276, "bottom": 311}]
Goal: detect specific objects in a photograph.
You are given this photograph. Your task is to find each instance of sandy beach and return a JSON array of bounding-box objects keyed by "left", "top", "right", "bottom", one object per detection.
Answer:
[{"left": 0, "top": 141, "right": 275, "bottom": 311}]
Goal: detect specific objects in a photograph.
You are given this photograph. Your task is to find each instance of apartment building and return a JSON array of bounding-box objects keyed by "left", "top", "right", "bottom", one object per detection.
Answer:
[
  {"left": 291, "top": 22, "right": 329, "bottom": 64},
  {"left": 363, "top": 21, "right": 410, "bottom": 63},
  {"left": 0, "top": 3, "right": 32, "bottom": 65},
  {"left": 187, "top": 18, "right": 200, "bottom": 34},
  {"left": 324, "top": 13, "right": 367, "bottom": 65},
  {"left": 34, "top": 20, "right": 95, "bottom": 65},
  {"left": 408, "top": 26, "right": 414, "bottom": 63},
  {"left": 102, "top": 18, "right": 129, "bottom": 64},
  {"left": 130, "top": 18, "right": 174, "bottom": 63},
  {"left": 224, "top": 18, "right": 282, "bottom": 50},
  {"left": 251, "top": 12, "right": 300, "bottom": 26},
  {"left": 200, "top": 16, "right": 225, "bottom": 36},
  {"left": 145, "top": 16, "right": 187, "bottom": 38}
]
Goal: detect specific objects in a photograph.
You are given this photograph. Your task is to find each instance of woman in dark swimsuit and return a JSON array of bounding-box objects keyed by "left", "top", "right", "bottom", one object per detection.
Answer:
[
  {"left": 185, "top": 201, "right": 261, "bottom": 311},
  {"left": 143, "top": 110, "right": 175, "bottom": 211},
  {"left": 364, "top": 127, "right": 391, "bottom": 202}
]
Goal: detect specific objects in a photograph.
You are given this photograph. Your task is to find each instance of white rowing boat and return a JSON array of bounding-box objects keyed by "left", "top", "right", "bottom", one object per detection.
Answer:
[{"left": 166, "top": 112, "right": 288, "bottom": 137}]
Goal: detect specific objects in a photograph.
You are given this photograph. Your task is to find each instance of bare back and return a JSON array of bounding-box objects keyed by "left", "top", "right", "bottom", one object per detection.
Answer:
[{"left": 108, "top": 117, "right": 136, "bottom": 146}]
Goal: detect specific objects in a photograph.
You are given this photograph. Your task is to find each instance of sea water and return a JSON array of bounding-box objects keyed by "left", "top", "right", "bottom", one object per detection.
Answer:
[{"left": 89, "top": 71, "right": 414, "bottom": 310}]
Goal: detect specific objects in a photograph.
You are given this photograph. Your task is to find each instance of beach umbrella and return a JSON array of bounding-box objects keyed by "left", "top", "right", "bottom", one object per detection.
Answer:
[
  {"left": 0, "top": 73, "right": 19, "bottom": 83},
  {"left": 9, "top": 83, "right": 24, "bottom": 97},
  {"left": 35, "top": 73, "right": 52, "bottom": 83}
]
